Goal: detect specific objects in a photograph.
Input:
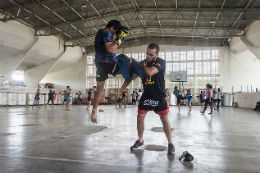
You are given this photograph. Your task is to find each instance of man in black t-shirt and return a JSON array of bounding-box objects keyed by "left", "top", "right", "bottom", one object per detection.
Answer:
[
  {"left": 128, "top": 43, "right": 175, "bottom": 155},
  {"left": 47, "top": 90, "right": 54, "bottom": 108}
]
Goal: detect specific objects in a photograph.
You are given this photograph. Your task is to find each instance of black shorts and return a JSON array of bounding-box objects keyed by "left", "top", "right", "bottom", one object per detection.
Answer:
[
  {"left": 138, "top": 96, "right": 169, "bottom": 115},
  {"left": 48, "top": 98, "right": 54, "bottom": 103},
  {"left": 95, "top": 62, "right": 115, "bottom": 82},
  {"left": 177, "top": 97, "right": 181, "bottom": 104},
  {"left": 88, "top": 97, "right": 91, "bottom": 101}
]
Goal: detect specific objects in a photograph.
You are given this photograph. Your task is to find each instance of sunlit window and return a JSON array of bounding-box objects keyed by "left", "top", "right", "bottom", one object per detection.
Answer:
[
  {"left": 86, "top": 48, "right": 221, "bottom": 89},
  {"left": 12, "top": 70, "right": 24, "bottom": 81}
]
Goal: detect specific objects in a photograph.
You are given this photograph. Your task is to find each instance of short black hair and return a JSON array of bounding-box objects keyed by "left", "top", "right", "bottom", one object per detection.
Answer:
[
  {"left": 174, "top": 86, "right": 178, "bottom": 90},
  {"left": 206, "top": 83, "right": 213, "bottom": 89},
  {"left": 106, "top": 20, "right": 122, "bottom": 31},
  {"left": 148, "top": 43, "right": 160, "bottom": 54}
]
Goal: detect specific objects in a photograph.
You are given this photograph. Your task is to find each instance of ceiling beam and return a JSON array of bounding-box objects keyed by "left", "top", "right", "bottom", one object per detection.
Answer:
[
  {"left": 208, "top": 0, "right": 226, "bottom": 38},
  {"left": 40, "top": 25, "right": 245, "bottom": 40},
  {"left": 85, "top": 0, "right": 107, "bottom": 24},
  {"left": 225, "top": 0, "right": 253, "bottom": 36},
  {"left": 64, "top": 27, "right": 244, "bottom": 45},
  {"left": 79, "top": 37, "right": 229, "bottom": 51},
  {"left": 153, "top": 0, "right": 163, "bottom": 33},
  {"left": 7, "top": 0, "right": 73, "bottom": 39},
  {"left": 110, "top": 0, "right": 134, "bottom": 36},
  {"left": 131, "top": 0, "right": 148, "bottom": 38},
  {"left": 36, "top": 0, "right": 87, "bottom": 38}
]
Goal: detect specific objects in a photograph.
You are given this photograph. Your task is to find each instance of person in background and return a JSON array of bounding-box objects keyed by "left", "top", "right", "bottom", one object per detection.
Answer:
[
  {"left": 186, "top": 89, "right": 193, "bottom": 111},
  {"left": 201, "top": 83, "right": 213, "bottom": 115},
  {"left": 253, "top": 100, "right": 260, "bottom": 111},
  {"left": 86, "top": 89, "right": 93, "bottom": 111},
  {"left": 64, "top": 86, "right": 71, "bottom": 111},
  {"left": 216, "top": 88, "right": 222, "bottom": 111},
  {"left": 198, "top": 91, "right": 205, "bottom": 110},
  {"left": 77, "top": 91, "right": 83, "bottom": 105},
  {"left": 137, "top": 89, "right": 142, "bottom": 105},
  {"left": 121, "top": 91, "right": 127, "bottom": 108},
  {"left": 131, "top": 90, "right": 137, "bottom": 106},
  {"left": 47, "top": 90, "right": 54, "bottom": 108},
  {"left": 173, "top": 86, "right": 181, "bottom": 111},
  {"left": 212, "top": 89, "right": 218, "bottom": 110},
  {"left": 32, "top": 89, "right": 40, "bottom": 109},
  {"left": 53, "top": 91, "right": 57, "bottom": 104}
]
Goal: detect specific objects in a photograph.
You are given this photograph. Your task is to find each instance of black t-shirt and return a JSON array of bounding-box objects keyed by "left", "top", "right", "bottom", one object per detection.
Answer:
[
  {"left": 88, "top": 91, "right": 92, "bottom": 98},
  {"left": 94, "top": 29, "right": 116, "bottom": 63},
  {"left": 140, "top": 57, "right": 166, "bottom": 99},
  {"left": 48, "top": 92, "right": 53, "bottom": 99}
]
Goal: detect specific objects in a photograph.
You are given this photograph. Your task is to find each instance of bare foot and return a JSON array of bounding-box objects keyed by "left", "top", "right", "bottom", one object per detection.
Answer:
[{"left": 91, "top": 109, "right": 97, "bottom": 123}]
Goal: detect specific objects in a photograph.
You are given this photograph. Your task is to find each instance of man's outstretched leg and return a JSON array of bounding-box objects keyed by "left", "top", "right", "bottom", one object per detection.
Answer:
[
  {"left": 91, "top": 81, "right": 104, "bottom": 123},
  {"left": 160, "top": 114, "right": 175, "bottom": 155},
  {"left": 130, "top": 113, "right": 146, "bottom": 151}
]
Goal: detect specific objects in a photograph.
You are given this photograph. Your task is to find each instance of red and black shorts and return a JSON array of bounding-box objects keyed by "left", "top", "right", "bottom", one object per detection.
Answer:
[{"left": 138, "top": 96, "right": 169, "bottom": 116}]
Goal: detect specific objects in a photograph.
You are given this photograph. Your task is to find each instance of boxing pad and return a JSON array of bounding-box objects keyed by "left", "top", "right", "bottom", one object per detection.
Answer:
[
  {"left": 115, "top": 54, "right": 133, "bottom": 80},
  {"left": 131, "top": 59, "right": 143, "bottom": 78}
]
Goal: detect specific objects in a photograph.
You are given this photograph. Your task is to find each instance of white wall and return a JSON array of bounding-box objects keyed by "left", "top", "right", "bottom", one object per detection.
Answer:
[
  {"left": 0, "top": 20, "right": 86, "bottom": 93},
  {"left": 41, "top": 56, "right": 87, "bottom": 91},
  {"left": 222, "top": 20, "right": 260, "bottom": 93},
  {"left": 234, "top": 92, "right": 260, "bottom": 109},
  {"left": 221, "top": 49, "right": 260, "bottom": 93}
]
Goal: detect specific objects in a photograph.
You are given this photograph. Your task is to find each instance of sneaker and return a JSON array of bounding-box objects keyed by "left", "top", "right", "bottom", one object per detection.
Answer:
[
  {"left": 208, "top": 112, "right": 213, "bottom": 115},
  {"left": 200, "top": 111, "right": 204, "bottom": 114},
  {"left": 168, "top": 143, "right": 175, "bottom": 155},
  {"left": 130, "top": 140, "right": 144, "bottom": 151}
]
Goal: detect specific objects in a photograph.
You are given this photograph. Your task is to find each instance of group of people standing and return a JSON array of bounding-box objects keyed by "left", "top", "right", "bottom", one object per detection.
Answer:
[
  {"left": 172, "top": 86, "right": 193, "bottom": 111},
  {"left": 199, "top": 85, "right": 222, "bottom": 114},
  {"left": 131, "top": 89, "right": 142, "bottom": 106},
  {"left": 172, "top": 85, "right": 223, "bottom": 114},
  {"left": 32, "top": 89, "right": 57, "bottom": 109}
]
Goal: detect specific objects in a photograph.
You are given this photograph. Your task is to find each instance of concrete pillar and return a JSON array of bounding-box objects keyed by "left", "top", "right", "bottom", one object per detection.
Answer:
[
  {"left": 24, "top": 47, "right": 65, "bottom": 87},
  {"left": 0, "top": 37, "right": 38, "bottom": 77},
  {"left": 240, "top": 36, "right": 260, "bottom": 59}
]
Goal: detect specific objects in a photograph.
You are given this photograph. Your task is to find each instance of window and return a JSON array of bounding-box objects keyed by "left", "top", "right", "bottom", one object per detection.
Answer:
[
  {"left": 195, "top": 62, "right": 202, "bottom": 74},
  {"left": 187, "top": 62, "right": 194, "bottom": 75},
  {"left": 139, "top": 53, "right": 146, "bottom": 60},
  {"left": 87, "top": 56, "right": 94, "bottom": 64},
  {"left": 166, "top": 52, "right": 172, "bottom": 61},
  {"left": 212, "top": 49, "right": 219, "bottom": 60},
  {"left": 88, "top": 65, "right": 94, "bottom": 75},
  {"left": 12, "top": 70, "right": 24, "bottom": 81},
  {"left": 187, "top": 51, "right": 194, "bottom": 60},
  {"left": 159, "top": 52, "right": 165, "bottom": 59},
  {"left": 195, "top": 50, "right": 202, "bottom": 60},
  {"left": 85, "top": 48, "right": 221, "bottom": 91},
  {"left": 211, "top": 61, "right": 219, "bottom": 74},
  {"left": 203, "top": 62, "right": 211, "bottom": 74},
  {"left": 180, "top": 63, "right": 186, "bottom": 70},
  {"left": 166, "top": 63, "right": 173, "bottom": 72},
  {"left": 125, "top": 53, "right": 131, "bottom": 57},
  {"left": 180, "top": 51, "right": 186, "bottom": 61},
  {"left": 203, "top": 50, "right": 211, "bottom": 60},
  {"left": 172, "top": 51, "right": 179, "bottom": 61},
  {"left": 132, "top": 53, "right": 138, "bottom": 60},
  {"left": 173, "top": 63, "right": 179, "bottom": 71}
]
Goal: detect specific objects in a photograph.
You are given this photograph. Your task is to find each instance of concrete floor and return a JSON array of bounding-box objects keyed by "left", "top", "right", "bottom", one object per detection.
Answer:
[{"left": 0, "top": 105, "right": 259, "bottom": 173}]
